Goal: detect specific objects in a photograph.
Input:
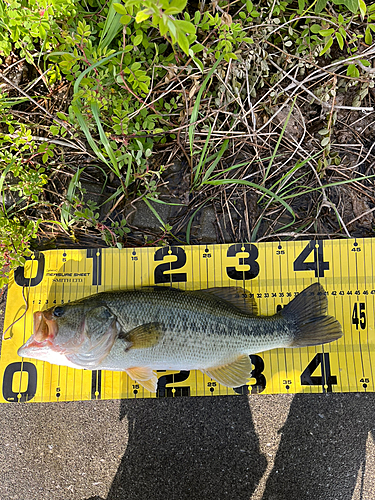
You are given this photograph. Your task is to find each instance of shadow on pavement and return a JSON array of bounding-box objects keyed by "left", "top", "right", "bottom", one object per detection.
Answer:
[
  {"left": 85, "top": 395, "right": 267, "bottom": 500},
  {"left": 262, "top": 393, "right": 375, "bottom": 500}
]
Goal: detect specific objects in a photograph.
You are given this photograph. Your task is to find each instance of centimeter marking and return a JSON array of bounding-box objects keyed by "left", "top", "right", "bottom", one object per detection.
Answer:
[{"left": 1, "top": 239, "right": 374, "bottom": 403}]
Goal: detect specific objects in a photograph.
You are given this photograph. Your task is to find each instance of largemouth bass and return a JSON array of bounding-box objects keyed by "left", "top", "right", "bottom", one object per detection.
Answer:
[{"left": 17, "top": 283, "right": 342, "bottom": 392}]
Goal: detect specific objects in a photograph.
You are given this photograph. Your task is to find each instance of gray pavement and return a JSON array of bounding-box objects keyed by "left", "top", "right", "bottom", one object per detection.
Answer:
[{"left": 1, "top": 294, "right": 375, "bottom": 500}]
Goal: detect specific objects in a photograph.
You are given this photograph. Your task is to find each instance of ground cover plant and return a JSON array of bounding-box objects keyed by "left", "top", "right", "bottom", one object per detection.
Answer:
[{"left": 0, "top": 0, "right": 374, "bottom": 286}]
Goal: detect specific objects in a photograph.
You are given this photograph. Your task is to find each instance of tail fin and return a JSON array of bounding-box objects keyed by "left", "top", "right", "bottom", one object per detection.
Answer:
[{"left": 281, "top": 283, "right": 342, "bottom": 348}]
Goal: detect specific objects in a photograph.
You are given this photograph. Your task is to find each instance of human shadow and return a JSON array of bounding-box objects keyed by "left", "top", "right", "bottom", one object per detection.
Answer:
[
  {"left": 87, "top": 395, "right": 267, "bottom": 500},
  {"left": 262, "top": 393, "right": 375, "bottom": 500}
]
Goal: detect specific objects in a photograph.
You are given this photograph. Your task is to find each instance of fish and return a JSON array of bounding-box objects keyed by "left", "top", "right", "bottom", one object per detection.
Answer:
[{"left": 17, "top": 282, "right": 342, "bottom": 392}]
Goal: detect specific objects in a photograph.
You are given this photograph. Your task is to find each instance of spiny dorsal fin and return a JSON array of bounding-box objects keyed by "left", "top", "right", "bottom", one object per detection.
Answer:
[
  {"left": 202, "top": 354, "right": 252, "bottom": 388},
  {"left": 120, "top": 323, "right": 164, "bottom": 349},
  {"left": 203, "top": 287, "right": 258, "bottom": 315}
]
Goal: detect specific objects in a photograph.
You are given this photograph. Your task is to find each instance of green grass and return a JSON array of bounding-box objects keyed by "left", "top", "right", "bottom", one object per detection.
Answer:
[{"left": 0, "top": 0, "right": 374, "bottom": 285}]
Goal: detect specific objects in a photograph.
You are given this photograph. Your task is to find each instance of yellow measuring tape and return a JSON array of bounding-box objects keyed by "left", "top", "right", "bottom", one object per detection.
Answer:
[{"left": 0, "top": 238, "right": 373, "bottom": 402}]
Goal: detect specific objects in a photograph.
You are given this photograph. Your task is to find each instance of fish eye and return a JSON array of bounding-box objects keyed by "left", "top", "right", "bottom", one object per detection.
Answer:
[{"left": 53, "top": 306, "right": 65, "bottom": 317}]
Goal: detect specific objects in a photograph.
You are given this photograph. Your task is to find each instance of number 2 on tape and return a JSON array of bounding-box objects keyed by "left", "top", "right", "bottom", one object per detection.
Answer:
[{"left": 154, "top": 247, "right": 187, "bottom": 284}]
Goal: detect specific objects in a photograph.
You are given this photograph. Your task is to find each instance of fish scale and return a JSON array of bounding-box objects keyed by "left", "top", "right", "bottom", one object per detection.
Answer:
[{"left": 17, "top": 283, "right": 342, "bottom": 392}]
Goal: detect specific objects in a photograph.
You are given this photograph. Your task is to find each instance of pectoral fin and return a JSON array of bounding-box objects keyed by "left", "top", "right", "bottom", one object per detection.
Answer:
[
  {"left": 202, "top": 354, "right": 252, "bottom": 388},
  {"left": 120, "top": 323, "right": 164, "bottom": 350},
  {"left": 126, "top": 367, "right": 158, "bottom": 392}
]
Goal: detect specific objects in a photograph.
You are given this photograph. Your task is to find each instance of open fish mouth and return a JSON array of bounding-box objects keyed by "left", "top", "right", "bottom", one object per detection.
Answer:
[
  {"left": 33, "top": 310, "right": 58, "bottom": 342},
  {"left": 17, "top": 310, "right": 58, "bottom": 357}
]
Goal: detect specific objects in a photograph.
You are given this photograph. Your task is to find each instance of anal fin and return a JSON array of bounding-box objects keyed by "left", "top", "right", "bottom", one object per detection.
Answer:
[
  {"left": 202, "top": 354, "right": 252, "bottom": 388},
  {"left": 126, "top": 366, "right": 158, "bottom": 393}
]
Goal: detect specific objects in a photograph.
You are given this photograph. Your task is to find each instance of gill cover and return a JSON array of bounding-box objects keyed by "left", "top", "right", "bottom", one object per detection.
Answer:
[{"left": 18, "top": 304, "right": 122, "bottom": 369}]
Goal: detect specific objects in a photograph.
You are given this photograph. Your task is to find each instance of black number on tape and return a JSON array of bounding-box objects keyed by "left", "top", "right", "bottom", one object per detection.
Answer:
[
  {"left": 352, "top": 302, "right": 366, "bottom": 330},
  {"left": 233, "top": 355, "right": 266, "bottom": 395},
  {"left": 154, "top": 247, "right": 187, "bottom": 284},
  {"left": 293, "top": 240, "right": 329, "bottom": 277},
  {"left": 2, "top": 362, "right": 37, "bottom": 402},
  {"left": 157, "top": 371, "right": 190, "bottom": 397},
  {"left": 226, "top": 244, "right": 260, "bottom": 281},
  {"left": 300, "top": 353, "right": 337, "bottom": 393},
  {"left": 87, "top": 249, "right": 102, "bottom": 286},
  {"left": 14, "top": 253, "right": 45, "bottom": 287},
  {"left": 91, "top": 370, "right": 102, "bottom": 399},
  {"left": 250, "top": 355, "right": 266, "bottom": 394}
]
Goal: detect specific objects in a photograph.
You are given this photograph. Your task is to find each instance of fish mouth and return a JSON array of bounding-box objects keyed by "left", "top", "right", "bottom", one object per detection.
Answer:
[
  {"left": 33, "top": 310, "right": 58, "bottom": 341},
  {"left": 17, "top": 310, "right": 58, "bottom": 358}
]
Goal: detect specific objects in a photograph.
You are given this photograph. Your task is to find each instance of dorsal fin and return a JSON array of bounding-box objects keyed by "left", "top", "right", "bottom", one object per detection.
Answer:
[{"left": 203, "top": 287, "right": 258, "bottom": 315}]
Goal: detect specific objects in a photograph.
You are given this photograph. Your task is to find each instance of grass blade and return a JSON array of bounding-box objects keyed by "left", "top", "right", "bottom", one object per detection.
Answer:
[
  {"left": 99, "top": 0, "right": 123, "bottom": 49},
  {"left": 188, "top": 55, "right": 223, "bottom": 156},
  {"left": 204, "top": 178, "right": 296, "bottom": 225}
]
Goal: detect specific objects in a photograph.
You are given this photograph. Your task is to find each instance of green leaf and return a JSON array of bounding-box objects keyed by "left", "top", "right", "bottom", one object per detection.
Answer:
[
  {"left": 113, "top": 2, "right": 127, "bottom": 14},
  {"left": 369, "top": 23, "right": 375, "bottom": 32},
  {"left": 319, "top": 36, "right": 333, "bottom": 56},
  {"left": 120, "top": 14, "right": 132, "bottom": 24},
  {"left": 346, "top": 63, "right": 360, "bottom": 77},
  {"left": 131, "top": 61, "right": 141, "bottom": 70},
  {"left": 359, "top": 0, "right": 366, "bottom": 17},
  {"left": 310, "top": 24, "right": 322, "bottom": 33},
  {"left": 164, "top": 6, "right": 182, "bottom": 14},
  {"left": 191, "top": 55, "right": 204, "bottom": 72},
  {"left": 332, "top": 0, "right": 358, "bottom": 14},
  {"left": 246, "top": 0, "right": 253, "bottom": 12},
  {"left": 191, "top": 43, "right": 204, "bottom": 53},
  {"left": 177, "top": 31, "right": 189, "bottom": 55},
  {"left": 321, "top": 137, "right": 330, "bottom": 147},
  {"left": 168, "top": 0, "right": 187, "bottom": 12},
  {"left": 50, "top": 125, "right": 60, "bottom": 135},
  {"left": 39, "top": 24, "right": 46, "bottom": 39},
  {"left": 175, "top": 19, "right": 196, "bottom": 34},
  {"left": 360, "top": 58, "right": 371, "bottom": 66},
  {"left": 135, "top": 9, "right": 150, "bottom": 23},
  {"left": 315, "top": 0, "right": 328, "bottom": 13},
  {"left": 319, "top": 28, "right": 335, "bottom": 36},
  {"left": 335, "top": 31, "right": 344, "bottom": 49},
  {"left": 158, "top": 17, "right": 168, "bottom": 36},
  {"left": 297, "top": 0, "right": 305, "bottom": 11},
  {"left": 167, "top": 18, "right": 177, "bottom": 38},
  {"left": 133, "top": 33, "right": 143, "bottom": 45},
  {"left": 338, "top": 26, "right": 347, "bottom": 38}
]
